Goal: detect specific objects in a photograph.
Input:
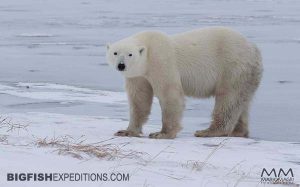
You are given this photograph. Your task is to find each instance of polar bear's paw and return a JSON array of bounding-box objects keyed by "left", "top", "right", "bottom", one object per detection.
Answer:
[
  {"left": 149, "top": 132, "right": 176, "bottom": 139},
  {"left": 114, "top": 130, "right": 140, "bottom": 137},
  {"left": 194, "top": 129, "right": 228, "bottom": 137}
]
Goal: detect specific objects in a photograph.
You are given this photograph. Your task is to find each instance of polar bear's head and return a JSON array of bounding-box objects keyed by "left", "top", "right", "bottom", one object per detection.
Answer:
[{"left": 106, "top": 40, "right": 147, "bottom": 78}]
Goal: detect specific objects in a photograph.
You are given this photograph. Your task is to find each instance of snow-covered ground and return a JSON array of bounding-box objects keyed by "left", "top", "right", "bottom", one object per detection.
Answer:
[{"left": 1, "top": 0, "right": 300, "bottom": 186}]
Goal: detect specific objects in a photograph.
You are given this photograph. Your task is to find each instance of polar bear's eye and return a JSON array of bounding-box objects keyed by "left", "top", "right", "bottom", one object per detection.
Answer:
[
  {"left": 113, "top": 52, "right": 117, "bottom": 55},
  {"left": 128, "top": 53, "right": 132, "bottom": 57}
]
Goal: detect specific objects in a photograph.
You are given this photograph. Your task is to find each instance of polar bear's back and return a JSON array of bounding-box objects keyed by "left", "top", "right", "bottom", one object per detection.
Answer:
[
  {"left": 171, "top": 27, "right": 255, "bottom": 68},
  {"left": 170, "top": 27, "right": 262, "bottom": 98}
]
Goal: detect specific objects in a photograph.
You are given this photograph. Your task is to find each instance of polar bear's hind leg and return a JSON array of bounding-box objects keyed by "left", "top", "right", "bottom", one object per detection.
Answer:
[
  {"left": 195, "top": 68, "right": 261, "bottom": 138},
  {"left": 231, "top": 107, "right": 249, "bottom": 137},
  {"left": 195, "top": 90, "right": 245, "bottom": 137}
]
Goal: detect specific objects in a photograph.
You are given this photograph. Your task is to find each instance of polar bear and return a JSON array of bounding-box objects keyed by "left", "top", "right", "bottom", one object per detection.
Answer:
[{"left": 106, "top": 27, "right": 263, "bottom": 139}]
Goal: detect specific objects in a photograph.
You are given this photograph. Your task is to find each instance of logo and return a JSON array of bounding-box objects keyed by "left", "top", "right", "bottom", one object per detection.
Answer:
[{"left": 261, "top": 168, "right": 294, "bottom": 184}]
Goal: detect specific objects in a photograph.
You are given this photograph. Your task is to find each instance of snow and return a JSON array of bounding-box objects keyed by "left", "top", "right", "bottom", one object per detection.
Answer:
[
  {"left": 0, "top": 112, "right": 299, "bottom": 187},
  {"left": 0, "top": 0, "right": 300, "bottom": 186}
]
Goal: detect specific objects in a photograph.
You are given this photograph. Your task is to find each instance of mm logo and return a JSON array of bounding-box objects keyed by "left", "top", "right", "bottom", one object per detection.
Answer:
[{"left": 261, "top": 168, "right": 294, "bottom": 184}]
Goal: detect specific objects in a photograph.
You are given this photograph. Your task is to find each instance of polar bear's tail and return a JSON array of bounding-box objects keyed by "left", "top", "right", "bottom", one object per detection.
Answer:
[
  {"left": 254, "top": 44, "right": 262, "bottom": 66},
  {"left": 251, "top": 43, "right": 263, "bottom": 89}
]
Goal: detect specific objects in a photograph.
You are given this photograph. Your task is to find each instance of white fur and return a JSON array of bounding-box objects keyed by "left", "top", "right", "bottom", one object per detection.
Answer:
[{"left": 107, "top": 27, "right": 263, "bottom": 139}]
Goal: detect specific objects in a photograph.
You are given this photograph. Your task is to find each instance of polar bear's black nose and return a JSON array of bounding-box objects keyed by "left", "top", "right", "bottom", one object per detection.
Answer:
[{"left": 117, "top": 63, "right": 126, "bottom": 71}]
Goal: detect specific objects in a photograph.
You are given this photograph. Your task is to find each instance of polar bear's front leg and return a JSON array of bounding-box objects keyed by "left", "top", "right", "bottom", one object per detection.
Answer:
[
  {"left": 115, "top": 77, "right": 153, "bottom": 137},
  {"left": 149, "top": 86, "right": 185, "bottom": 139}
]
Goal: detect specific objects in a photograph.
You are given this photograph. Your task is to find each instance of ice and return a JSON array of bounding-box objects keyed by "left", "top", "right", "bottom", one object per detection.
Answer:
[{"left": 0, "top": 82, "right": 126, "bottom": 104}]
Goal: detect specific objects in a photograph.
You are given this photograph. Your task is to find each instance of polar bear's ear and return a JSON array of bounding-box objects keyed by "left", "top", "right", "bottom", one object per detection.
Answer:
[
  {"left": 106, "top": 43, "right": 110, "bottom": 50},
  {"left": 139, "top": 46, "right": 146, "bottom": 55}
]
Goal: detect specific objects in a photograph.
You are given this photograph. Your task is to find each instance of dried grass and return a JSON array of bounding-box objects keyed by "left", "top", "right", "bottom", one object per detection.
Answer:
[
  {"left": 0, "top": 116, "right": 28, "bottom": 133},
  {"left": 0, "top": 134, "right": 8, "bottom": 143},
  {"left": 182, "top": 160, "right": 216, "bottom": 171},
  {"left": 35, "top": 135, "right": 144, "bottom": 160},
  {"left": 182, "top": 138, "right": 229, "bottom": 171},
  {"left": 0, "top": 116, "right": 28, "bottom": 144}
]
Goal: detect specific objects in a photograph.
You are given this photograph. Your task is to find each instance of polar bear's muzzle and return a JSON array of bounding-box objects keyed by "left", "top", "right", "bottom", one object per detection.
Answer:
[{"left": 117, "top": 61, "right": 126, "bottom": 71}]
